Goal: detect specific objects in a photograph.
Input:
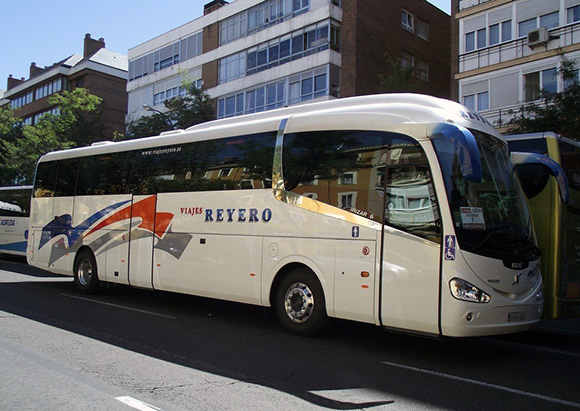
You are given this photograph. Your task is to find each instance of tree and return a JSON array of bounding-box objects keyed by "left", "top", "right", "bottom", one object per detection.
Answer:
[
  {"left": 507, "top": 56, "right": 580, "bottom": 138},
  {"left": 125, "top": 74, "right": 215, "bottom": 140},
  {"left": 0, "top": 88, "right": 103, "bottom": 184},
  {"left": 378, "top": 52, "right": 429, "bottom": 94}
]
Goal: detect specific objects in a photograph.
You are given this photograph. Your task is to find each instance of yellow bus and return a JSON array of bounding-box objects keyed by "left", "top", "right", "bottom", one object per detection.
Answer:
[{"left": 506, "top": 132, "right": 580, "bottom": 318}]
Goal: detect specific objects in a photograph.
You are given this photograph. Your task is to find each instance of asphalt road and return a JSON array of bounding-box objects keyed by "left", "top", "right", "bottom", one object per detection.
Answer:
[{"left": 1, "top": 256, "right": 579, "bottom": 411}]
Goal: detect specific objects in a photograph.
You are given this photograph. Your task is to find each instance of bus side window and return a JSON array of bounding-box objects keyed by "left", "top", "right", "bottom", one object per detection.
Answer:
[
  {"left": 34, "top": 161, "right": 58, "bottom": 198},
  {"left": 77, "top": 153, "right": 129, "bottom": 196},
  {"left": 54, "top": 159, "right": 80, "bottom": 197},
  {"left": 384, "top": 144, "right": 441, "bottom": 242}
]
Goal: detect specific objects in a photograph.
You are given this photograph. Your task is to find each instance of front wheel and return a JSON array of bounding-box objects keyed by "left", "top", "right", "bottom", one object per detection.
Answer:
[
  {"left": 275, "top": 269, "right": 329, "bottom": 336},
  {"left": 73, "top": 249, "right": 101, "bottom": 294}
]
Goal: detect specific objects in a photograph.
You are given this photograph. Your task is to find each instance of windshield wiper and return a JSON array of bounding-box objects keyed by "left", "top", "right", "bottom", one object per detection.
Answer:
[{"left": 471, "top": 226, "right": 538, "bottom": 257}]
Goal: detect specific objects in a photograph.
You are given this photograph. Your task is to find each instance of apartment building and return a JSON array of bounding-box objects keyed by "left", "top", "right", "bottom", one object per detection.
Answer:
[
  {"left": 2, "top": 34, "right": 128, "bottom": 139},
  {"left": 127, "top": 0, "right": 450, "bottom": 122},
  {"left": 452, "top": 0, "right": 580, "bottom": 130}
]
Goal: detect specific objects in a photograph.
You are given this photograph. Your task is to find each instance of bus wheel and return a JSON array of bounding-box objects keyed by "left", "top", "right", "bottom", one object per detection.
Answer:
[
  {"left": 73, "top": 249, "right": 101, "bottom": 294},
  {"left": 275, "top": 269, "right": 329, "bottom": 336}
]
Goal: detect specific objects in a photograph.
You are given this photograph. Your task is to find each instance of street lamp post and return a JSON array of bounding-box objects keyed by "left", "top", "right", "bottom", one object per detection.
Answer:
[{"left": 143, "top": 104, "right": 174, "bottom": 129}]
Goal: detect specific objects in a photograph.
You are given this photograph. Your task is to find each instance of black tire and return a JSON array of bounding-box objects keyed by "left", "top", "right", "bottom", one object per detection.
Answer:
[
  {"left": 275, "top": 268, "right": 329, "bottom": 336},
  {"left": 73, "top": 249, "right": 101, "bottom": 294}
]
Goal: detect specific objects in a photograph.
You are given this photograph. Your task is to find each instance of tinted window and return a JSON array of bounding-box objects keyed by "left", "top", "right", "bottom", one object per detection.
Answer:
[
  {"left": 34, "top": 161, "right": 58, "bottom": 198},
  {"left": 282, "top": 130, "right": 441, "bottom": 240},
  {"left": 127, "top": 132, "right": 276, "bottom": 194},
  {"left": 77, "top": 153, "right": 128, "bottom": 195},
  {"left": 54, "top": 159, "right": 79, "bottom": 197},
  {"left": 507, "top": 138, "right": 548, "bottom": 155},
  {"left": 0, "top": 188, "right": 31, "bottom": 217}
]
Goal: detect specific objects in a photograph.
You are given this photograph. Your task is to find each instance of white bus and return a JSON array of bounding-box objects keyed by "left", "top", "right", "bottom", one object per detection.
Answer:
[
  {"left": 0, "top": 185, "right": 32, "bottom": 257},
  {"left": 28, "top": 94, "right": 549, "bottom": 337}
]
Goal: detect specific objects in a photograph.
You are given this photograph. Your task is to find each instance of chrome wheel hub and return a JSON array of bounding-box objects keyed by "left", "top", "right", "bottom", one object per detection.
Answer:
[{"left": 284, "top": 282, "right": 314, "bottom": 323}]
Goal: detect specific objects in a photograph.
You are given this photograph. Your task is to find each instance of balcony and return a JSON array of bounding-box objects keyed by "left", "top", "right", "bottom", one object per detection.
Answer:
[
  {"left": 459, "top": 0, "right": 492, "bottom": 12},
  {"left": 458, "top": 22, "right": 580, "bottom": 74}
]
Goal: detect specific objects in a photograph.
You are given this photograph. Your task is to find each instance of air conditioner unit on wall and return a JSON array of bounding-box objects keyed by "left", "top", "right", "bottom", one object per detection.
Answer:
[{"left": 527, "top": 27, "right": 549, "bottom": 48}]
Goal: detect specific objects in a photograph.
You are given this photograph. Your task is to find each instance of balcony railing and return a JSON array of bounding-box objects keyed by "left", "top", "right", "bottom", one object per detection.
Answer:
[
  {"left": 458, "top": 0, "right": 492, "bottom": 12},
  {"left": 459, "top": 22, "right": 580, "bottom": 74}
]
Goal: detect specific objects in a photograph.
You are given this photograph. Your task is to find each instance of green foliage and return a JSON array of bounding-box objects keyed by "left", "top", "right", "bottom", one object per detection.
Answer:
[
  {"left": 507, "top": 56, "right": 580, "bottom": 139},
  {"left": 125, "top": 73, "right": 215, "bottom": 140},
  {"left": 378, "top": 53, "right": 428, "bottom": 94},
  {"left": 0, "top": 87, "right": 103, "bottom": 184}
]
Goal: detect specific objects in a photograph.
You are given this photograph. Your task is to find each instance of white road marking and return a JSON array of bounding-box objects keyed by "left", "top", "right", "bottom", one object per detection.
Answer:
[
  {"left": 115, "top": 396, "right": 163, "bottom": 411},
  {"left": 62, "top": 294, "right": 176, "bottom": 319},
  {"left": 382, "top": 361, "right": 580, "bottom": 409}
]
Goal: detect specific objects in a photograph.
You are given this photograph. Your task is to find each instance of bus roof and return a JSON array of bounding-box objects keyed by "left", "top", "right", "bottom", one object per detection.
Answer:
[{"left": 38, "top": 93, "right": 498, "bottom": 163}]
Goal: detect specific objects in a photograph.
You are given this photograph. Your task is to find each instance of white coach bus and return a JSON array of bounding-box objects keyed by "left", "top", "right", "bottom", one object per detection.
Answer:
[
  {"left": 0, "top": 185, "right": 32, "bottom": 257},
  {"left": 28, "top": 94, "right": 549, "bottom": 337}
]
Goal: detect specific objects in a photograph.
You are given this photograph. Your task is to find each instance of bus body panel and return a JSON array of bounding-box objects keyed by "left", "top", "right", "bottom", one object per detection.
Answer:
[
  {"left": 439, "top": 250, "right": 543, "bottom": 337},
  {"left": 334, "top": 239, "right": 376, "bottom": 324},
  {"left": 0, "top": 216, "right": 28, "bottom": 256}
]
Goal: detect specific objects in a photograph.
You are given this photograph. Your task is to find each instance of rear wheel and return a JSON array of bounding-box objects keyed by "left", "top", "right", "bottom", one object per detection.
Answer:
[
  {"left": 73, "top": 249, "right": 101, "bottom": 294},
  {"left": 275, "top": 268, "right": 329, "bottom": 336}
]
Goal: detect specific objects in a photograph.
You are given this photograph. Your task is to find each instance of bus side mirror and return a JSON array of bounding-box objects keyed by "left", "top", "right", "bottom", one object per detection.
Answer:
[
  {"left": 511, "top": 152, "right": 570, "bottom": 204},
  {"left": 431, "top": 123, "right": 482, "bottom": 183}
]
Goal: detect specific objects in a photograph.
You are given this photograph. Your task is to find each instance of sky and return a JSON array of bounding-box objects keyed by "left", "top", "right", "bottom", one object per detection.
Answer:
[{"left": 0, "top": 0, "right": 451, "bottom": 93}]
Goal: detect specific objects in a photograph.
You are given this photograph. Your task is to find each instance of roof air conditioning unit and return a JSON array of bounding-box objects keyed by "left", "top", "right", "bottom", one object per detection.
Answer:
[{"left": 527, "top": 27, "right": 549, "bottom": 48}]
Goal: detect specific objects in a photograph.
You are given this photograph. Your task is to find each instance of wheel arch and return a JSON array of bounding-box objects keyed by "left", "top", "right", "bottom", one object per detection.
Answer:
[{"left": 268, "top": 260, "right": 333, "bottom": 317}]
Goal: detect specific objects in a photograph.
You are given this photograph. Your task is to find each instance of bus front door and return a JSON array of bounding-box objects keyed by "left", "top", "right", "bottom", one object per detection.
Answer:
[{"left": 379, "top": 156, "right": 442, "bottom": 335}]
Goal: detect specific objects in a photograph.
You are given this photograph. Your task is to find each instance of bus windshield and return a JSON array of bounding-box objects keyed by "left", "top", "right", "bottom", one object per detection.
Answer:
[{"left": 433, "top": 130, "right": 538, "bottom": 263}]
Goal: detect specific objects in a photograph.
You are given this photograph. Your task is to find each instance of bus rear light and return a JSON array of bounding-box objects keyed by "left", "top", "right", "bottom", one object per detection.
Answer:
[
  {"left": 449, "top": 278, "right": 491, "bottom": 303},
  {"left": 361, "top": 271, "right": 370, "bottom": 278}
]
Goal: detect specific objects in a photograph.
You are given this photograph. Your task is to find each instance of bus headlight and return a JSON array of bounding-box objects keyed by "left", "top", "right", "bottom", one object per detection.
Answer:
[{"left": 449, "top": 278, "right": 491, "bottom": 303}]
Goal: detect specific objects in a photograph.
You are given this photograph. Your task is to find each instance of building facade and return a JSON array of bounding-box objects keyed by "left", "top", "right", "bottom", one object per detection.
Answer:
[
  {"left": 127, "top": 0, "right": 450, "bottom": 122},
  {"left": 452, "top": 0, "right": 580, "bottom": 130},
  {"left": 2, "top": 34, "right": 128, "bottom": 140}
]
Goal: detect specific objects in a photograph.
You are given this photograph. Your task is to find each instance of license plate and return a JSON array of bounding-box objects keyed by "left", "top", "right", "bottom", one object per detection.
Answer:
[{"left": 508, "top": 312, "right": 526, "bottom": 322}]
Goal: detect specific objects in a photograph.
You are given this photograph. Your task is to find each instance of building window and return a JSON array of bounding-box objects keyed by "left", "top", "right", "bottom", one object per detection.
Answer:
[
  {"left": 129, "top": 32, "right": 201, "bottom": 81},
  {"left": 34, "top": 78, "right": 63, "bottom": 101},
  {"left": 519, "top": 11, "right": 559, "bottom": 37},
  {"left": 416, "top": 17, "right": 429, "bottom": 41},
  {"left": 476, "top": 28, "right": 486, "bottom": 49},
  {"left": 465, "top": 32, "right": 475, "bottom": 52},
  {"left": 402, "top": 10, "right": 414, "bottom": 33},
  {"left": 10, "top": 90, "right": 34, "bottom": 109},
  {"left": 217, "top": 65, "right": 336, "bottom": 119},
  {"left": 338, "top": 192, "right": 356, "bottom": 209},
  {"left": 518, "top": 18, "right": 537, "bottom": 37},
  {"left": 340, "top": 172, "right": 357, "bottom": 185},
  {"left": 415, "top": 59, "right": 429, "bottom": 81},
  {"left": 525, "top": 68, "right": 557, "bottom": 101},
  {"left": 401, "top": 51, "right": 414, "bottom": 69},
  {"left": 540, "top": 11, "right": 559, "bottom": 29},
  {"left": 221, "top": 20, "right": 338, "bottom": 84},
  {"left": 463, "top": 91, "right": 488, "bottom": 111},
  {"left": 568, "top": 5, "right": 580, "bottom": 23},
  {"left": 219, "top": 52, "right": 247, "bottom": 83},
  {"left": 489, "top": 20, "right": 512, "bottom": 45}
]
